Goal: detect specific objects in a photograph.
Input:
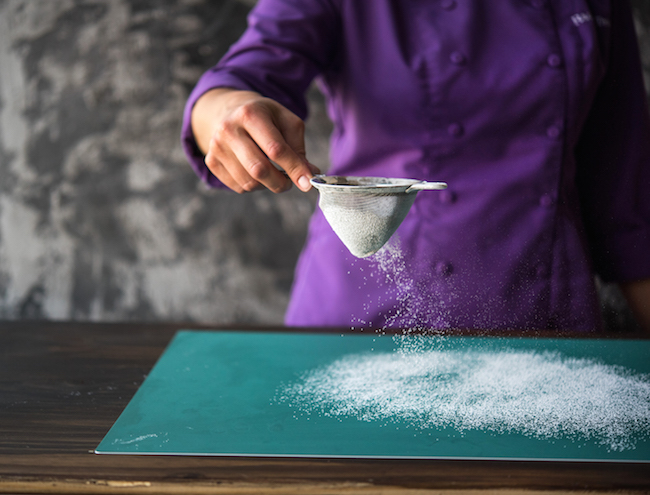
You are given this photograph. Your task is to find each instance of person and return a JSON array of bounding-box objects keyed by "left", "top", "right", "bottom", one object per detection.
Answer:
[{"left": 182, "top": 0, "right": 650, "bottom": 333}]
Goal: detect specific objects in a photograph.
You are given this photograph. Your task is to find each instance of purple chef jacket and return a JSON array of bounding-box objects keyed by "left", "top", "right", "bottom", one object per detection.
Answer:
[{"left": 182, "top": 0, "right": 650, "bottom": 332}]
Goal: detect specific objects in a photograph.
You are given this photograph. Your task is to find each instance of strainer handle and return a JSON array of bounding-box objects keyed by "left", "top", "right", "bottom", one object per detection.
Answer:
[{"left": 405, "top": 181, "right": 448, "bottom": 193}]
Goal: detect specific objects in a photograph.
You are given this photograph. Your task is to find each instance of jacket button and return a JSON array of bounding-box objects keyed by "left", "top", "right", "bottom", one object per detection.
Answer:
[
  {"left": 546, "top": 125, "right": 561, "bottom": 139},
  {"left": 434, "top": 261, "right": 453, "bottom": 277},
  {"left": 448, "top": 123, "right": 464, "bottom": 137},
  {"left": 539, "top": 194, "right": 554, "bottom": 208},
  {"left": 547, "top": 53, "right": 563, "bottom": 68},
  {"left": 441, "top": 0, "right": 457, "bottom": 10},
  {"left": 450, "top": 51, "right": 466, "bottom": 65},
  {"left": 438, "top": 189, "right": 456, "bottom": 204}
]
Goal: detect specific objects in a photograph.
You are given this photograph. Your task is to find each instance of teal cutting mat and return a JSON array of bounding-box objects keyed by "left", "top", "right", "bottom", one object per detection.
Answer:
[{"left": 96, "top": 330, "right": 650, "bottom": 461}]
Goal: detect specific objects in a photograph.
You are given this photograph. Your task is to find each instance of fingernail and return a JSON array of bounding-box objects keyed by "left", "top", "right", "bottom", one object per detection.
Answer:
[{"left": 298, "top": 176, "right": 311, "bottom": 192}]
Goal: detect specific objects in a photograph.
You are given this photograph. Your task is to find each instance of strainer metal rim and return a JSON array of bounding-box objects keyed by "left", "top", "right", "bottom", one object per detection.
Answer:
[{"left": 310, "top": 175, "right": 426, "bottom": 194}]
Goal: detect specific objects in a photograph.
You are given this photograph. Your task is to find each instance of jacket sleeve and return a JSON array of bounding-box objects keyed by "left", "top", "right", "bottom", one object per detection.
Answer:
[
  {"left": 180, "top": 0, "right": 340, "bottom": 188},
  {"left": 575, "top": 0, "right": 650, "bottom": 283}
]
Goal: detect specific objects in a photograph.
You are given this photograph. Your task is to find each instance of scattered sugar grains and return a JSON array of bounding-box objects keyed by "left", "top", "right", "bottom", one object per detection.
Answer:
[
  {"left": 283, "top": 229, "right": 650, "bottom": 452},
  {"left": 277, "top": 344, "right": 650, "bottom": 451},
  {"left": 351, "top": 238, "right": 453, "bottom": 330}
]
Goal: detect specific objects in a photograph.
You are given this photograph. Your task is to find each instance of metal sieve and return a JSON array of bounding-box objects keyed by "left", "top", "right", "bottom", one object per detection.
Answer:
[{"left": 310, "top": 175, "right": 447, "bottom": 258}]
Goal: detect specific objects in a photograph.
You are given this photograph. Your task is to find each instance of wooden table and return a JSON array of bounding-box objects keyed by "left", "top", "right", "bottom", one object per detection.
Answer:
[{"left": 1, "top": 320, "right": 648, "bottom": 494}]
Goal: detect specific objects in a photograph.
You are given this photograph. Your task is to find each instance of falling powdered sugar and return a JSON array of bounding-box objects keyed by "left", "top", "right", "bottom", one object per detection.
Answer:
[
  {"left": 277, "top": 342, "right": 650, "bottom": 452},
  {"left": 351, "top": 239, "right": 453, "bottom": 331},
  {"left": 315, "top": 197, "right": 650, "bottom": 453}
]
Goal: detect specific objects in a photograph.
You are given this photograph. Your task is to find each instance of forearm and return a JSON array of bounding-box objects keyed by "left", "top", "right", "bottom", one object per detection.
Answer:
[{"left": 620, "top": 278, "right": 650, "bottom": 334}]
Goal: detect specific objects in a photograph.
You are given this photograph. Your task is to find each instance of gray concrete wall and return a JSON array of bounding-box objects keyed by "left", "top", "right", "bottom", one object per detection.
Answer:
[{"left": 0, "top": 0, "right": 648, "bottom": 326}]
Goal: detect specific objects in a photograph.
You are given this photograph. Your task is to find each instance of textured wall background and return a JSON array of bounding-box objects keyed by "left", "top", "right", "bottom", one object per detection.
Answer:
[{"left": 0, "top": 0, "right": 648, "bottom": 327}]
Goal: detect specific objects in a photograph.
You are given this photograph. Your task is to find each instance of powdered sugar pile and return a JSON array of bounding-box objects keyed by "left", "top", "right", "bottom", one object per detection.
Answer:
[
  {"left": 284, "top": 229, "right": 650, "bottom": 453},
  {"left": 277, "top": 339, "right": 650, "bottom": 452}
]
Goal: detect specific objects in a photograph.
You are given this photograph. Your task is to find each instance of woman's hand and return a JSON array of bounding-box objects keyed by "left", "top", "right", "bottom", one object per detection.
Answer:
[{"left": 191, "top": 88, "right": 319, "bottom": 194}]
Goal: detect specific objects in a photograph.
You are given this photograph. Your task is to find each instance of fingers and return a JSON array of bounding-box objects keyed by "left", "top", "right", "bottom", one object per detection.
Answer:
[
  {"left": 203, "top": 104, "right": 283, "bottom": 193},
  {"left": 204, "top": 150, "right": 261, "bottom": 194},
  {"left": 246, "top": 106, "right": 316, "bottom": 192},
  {"left": 197, "top": 89, "right": 318, "bottom": 194},
  {"left": 212, "top": 125, "right": 292, "bottom": 194},
  {"left": 272, "top": 108, "right": 321, "bottom": 190}
]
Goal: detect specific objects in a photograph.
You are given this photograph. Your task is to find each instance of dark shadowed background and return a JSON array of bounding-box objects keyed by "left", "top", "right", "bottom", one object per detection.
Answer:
[{"left": 0, "top": 0, "right": 648, "bottom": 329}]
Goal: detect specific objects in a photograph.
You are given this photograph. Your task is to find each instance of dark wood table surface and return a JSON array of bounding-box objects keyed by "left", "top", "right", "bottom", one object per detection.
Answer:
[{"left": 1, "top": 320, "right": 648, "bottom": 494}]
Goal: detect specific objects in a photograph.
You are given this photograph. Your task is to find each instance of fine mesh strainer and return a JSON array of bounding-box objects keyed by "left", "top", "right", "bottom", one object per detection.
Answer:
[{"left": 310, "top": 175, "right": 447, "bottom": 258}]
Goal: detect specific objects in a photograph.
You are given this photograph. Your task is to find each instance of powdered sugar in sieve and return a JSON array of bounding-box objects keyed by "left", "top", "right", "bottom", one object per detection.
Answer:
[{"left": 310, "top": 175, "right": 447, "bottom": 258}]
